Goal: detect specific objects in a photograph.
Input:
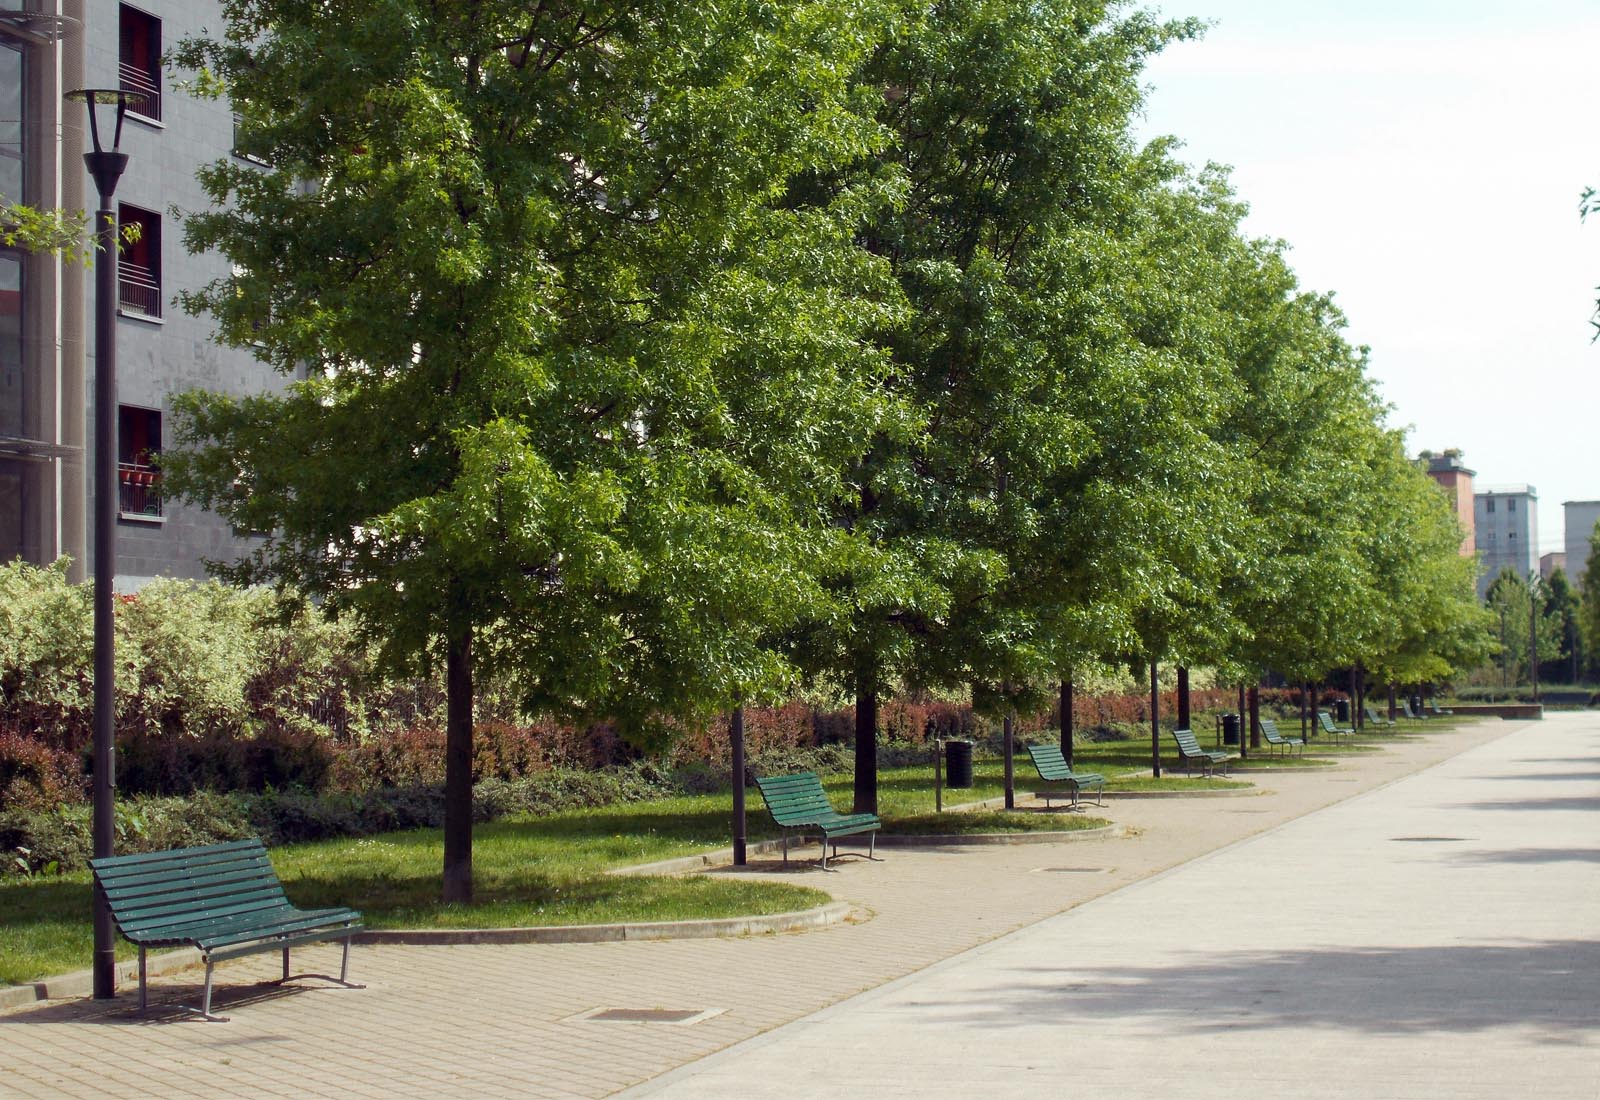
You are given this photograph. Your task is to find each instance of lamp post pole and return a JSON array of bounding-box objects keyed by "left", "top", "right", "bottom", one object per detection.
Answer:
[{"left": 69, "top": 88, "right": 132, "bottom": 1002}]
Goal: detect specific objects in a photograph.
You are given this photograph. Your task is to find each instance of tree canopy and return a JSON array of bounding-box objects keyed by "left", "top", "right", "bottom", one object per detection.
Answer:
[{"left": 164, "top": 0, "right": 1497, "bottom": 886}]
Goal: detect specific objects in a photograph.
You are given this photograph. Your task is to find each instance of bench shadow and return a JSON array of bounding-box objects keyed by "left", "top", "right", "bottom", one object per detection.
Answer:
[
  {"left": 910, "top": 938, "right": 1600, "bottom": 1040},
  {"left": 0, "top": 976, "right": 343, "bottom": 1027}
]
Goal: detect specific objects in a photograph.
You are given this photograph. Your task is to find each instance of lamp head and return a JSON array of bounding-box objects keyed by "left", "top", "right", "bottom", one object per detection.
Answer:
[{"left": 65, "top": 89, "right": 139, "bottom": 201}]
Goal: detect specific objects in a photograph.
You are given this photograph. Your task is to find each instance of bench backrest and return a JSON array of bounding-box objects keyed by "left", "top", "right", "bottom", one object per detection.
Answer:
[
  {"left": 1171, "top": 728, "right": 1206, "bottom": 756},
  {"left": 1259, "top": 717, "right": 1283, "bottom": 740},
  {"left": 89, "top": 839, "right": 289, "bottom": 941},
  {"left": 1026, "top": 742, "right": 1074, "bottom": 780},
  {"left": 754, "top": 772, "right": 838, "bottom": 826},
  {"left": 1398, "top": 699, "right": 1419, "bottom": 718},
  {"left": 1316, "top": 710, "right": 1341, "bottom": 733},
  {"left": 1364, "top": 705, "right": 1386, "bottom": 723}
]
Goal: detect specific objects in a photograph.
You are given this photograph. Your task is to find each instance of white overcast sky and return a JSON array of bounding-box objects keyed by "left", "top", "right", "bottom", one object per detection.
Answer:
[{"left": 1133, "top": 0, "right": 1600, "bottom": 557}]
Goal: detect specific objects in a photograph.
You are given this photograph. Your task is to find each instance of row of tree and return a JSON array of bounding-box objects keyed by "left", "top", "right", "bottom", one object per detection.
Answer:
[{"left": 164, "top": 0, "right": 1492, "bottom": 900}]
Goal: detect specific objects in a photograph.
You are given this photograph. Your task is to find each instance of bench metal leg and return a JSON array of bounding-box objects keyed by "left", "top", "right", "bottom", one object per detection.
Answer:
[
  {"left": 820, "top": 836, "right": 829, "bottom": 871},
  {"left": 283, "top": 946, "right": 291, "bottom": 982},
  {"left": 194, "top": 958, "right": 228, "bottom": 1023},
  {"left": 138, "top": 946, "right": 148, "bottom": 1011}
]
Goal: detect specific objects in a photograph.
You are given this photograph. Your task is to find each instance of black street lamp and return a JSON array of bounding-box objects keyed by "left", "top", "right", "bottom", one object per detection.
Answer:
[{"left": 65, "top": 86, "right": 135, "bottom": 1002}]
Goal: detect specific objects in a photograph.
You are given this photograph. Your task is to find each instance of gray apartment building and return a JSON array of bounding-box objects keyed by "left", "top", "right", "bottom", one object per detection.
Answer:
[
  {"left": 1474, "top": 485, "right": 1538, "bottom": 600},
  {"left": 0, "top": 0, "right": 273, "bottom": 587},
  {"left": 1564, "top": 500, "right": 1600, "bottom": 587}
]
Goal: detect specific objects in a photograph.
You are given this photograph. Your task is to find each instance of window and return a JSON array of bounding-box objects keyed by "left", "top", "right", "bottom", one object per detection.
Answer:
[
  {"left": 118, "top": 405, "right": 161, "bottom": 519},
  {"left": 1507, "top": 498, "right": 1516, "bottom": 513},
  {"left": 1508, "top": 530, "right": 1517, "bottom": 540},
  {"left": 1485, "top": 498, "right": 1495, "bottom": 513},
  {"left": 119, "top": 6, "right": 161, "bottom": 121},
  {"left": 0, "top": 39, "right": 22, "bottom": 205},
  {"left": 117, "top": 204, "right": 161, "bottom": 318}
]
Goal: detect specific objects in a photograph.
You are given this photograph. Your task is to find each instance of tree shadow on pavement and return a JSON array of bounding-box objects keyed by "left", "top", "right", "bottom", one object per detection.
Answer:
[{"left": 911, "top": 939, "right": 1600, "bottom": 1041}]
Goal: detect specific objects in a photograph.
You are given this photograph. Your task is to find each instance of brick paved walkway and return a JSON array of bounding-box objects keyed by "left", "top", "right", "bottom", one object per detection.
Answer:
[{"left": 1, "top": 718, "right": 1520, "bottom": 1099}]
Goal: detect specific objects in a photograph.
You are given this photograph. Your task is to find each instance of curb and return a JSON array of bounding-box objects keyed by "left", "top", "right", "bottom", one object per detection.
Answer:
[
  {"left": 350, "top": 900, "right": 856, "bottom": 946},
  {"left": 609, "top": 838, "right": 793, "bottom": 877},
  {"left": 0, "top": 947, "right": 204, "bottom": 1012},
  {"left": 1097, "top": 785, "right": 1257, "bottom": 799},
  {"left": 869, "top": 824, "right": 1123, "bottom": 846}
]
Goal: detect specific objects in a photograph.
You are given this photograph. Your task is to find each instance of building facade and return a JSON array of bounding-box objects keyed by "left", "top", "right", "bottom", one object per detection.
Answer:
[
  {"left": 1422, "top": 451, "right": 1475, "bottom": 557},
  {"left": 1564, "top": 500, "right": 1600, "bottom": 586},
  {"left": 1473, "top": 485, "right": 1538, "bottom": 600},
  {"left": 1539, "top": 551, "right": 1567, "bottom": 581},
  {"left": 1, "top": 0, "right": 273, "bottom": 587}
]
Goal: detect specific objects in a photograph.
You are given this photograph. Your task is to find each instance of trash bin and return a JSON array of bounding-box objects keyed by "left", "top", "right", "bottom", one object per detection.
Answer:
[
  {"left": 944, "top": 740, "right": 974, "bottom": 788},
  {"left": 1334, "top": 699, "right": 1350, "bottom": 724},
  {"left": 1221, "top": 713, "right": 1240, "bottom": 745}
]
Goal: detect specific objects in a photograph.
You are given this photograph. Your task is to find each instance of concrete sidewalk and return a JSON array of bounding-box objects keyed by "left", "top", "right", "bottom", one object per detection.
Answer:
[
  {"left": 0, "top": 715, "right": 1579, "bottom": 1099},
  {"left": 623, "top": 711, "right": 1600, "bottom": 1099}
]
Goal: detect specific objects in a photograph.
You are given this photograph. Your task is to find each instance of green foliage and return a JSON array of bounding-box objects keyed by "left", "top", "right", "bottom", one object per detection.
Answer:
[
  {"left": 1577, "top": 521, "right": 1600, "bottom": 675},
  {"left": 0, "top": 559, "right": 384, "bottom": 758},
  {"left": 168, "top": 0, "right": 905, "bottom": 740}
]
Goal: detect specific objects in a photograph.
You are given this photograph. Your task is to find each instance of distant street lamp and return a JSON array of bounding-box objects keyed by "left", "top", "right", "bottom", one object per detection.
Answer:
[{"left": 65, "top": 86, "right": 136, "bottom": 1002}]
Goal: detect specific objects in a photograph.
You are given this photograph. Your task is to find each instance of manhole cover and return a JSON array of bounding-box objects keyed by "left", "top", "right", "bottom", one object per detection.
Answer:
[
  {"left": 1390, "top": 836, "right": 1472, "bottom": 843},
  {"left": 566, "top": 1007, "right": 727, "bottom": 1025}
]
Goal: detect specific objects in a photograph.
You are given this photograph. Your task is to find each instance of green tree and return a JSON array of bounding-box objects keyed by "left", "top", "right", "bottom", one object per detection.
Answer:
[
  {"left": 1578, "top": 520, "right": 1600, "bottom": 677},
  {"left": 1541, "top": 567, "right": 1582, "bottom": 683},
  {"left": 166, "top": 0, "right": 903, "bottom": 900}
]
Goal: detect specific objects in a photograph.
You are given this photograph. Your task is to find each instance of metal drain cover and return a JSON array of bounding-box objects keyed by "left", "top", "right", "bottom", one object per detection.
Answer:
[{"left": 566, "top": 1007, "right": 727, "bottom": 1025}]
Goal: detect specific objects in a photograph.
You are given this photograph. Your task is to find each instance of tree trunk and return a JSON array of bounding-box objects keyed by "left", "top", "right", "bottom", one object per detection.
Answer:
[
  {"left": 730, "top": 706, "right": 747, "bottom": 866},
  {"left": 1248, "top": 684, "right": 1260, "bottom": 749},
  {"left": 1149, "top": 661, "right": 1161, "bottom": 778},
  {"left": 853, "top": 674, "right": 878, "bottom": 814},
  {"left": 1177, "top": 666, "right": 1190, "bottom": 730},
  {"left": 1237, "top": 681, "right": 1247, "bottom": 760},
  {"left": 1060, "top": 677, "right": 1074, "bottom": 769},
  {"left": 442, "top": 619, "right": 474, "bottom": 904},
  {"left": 1387, "top": 681, "right": 1397, "bottom": 722},
  {"left": 1003, "top": 708, "right": 1015, "bottom": 810}
]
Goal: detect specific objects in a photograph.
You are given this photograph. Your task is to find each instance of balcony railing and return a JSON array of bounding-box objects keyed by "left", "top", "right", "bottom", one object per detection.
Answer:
[
  {"left": 118, "top": 461, "right": 162, "bottom": 519},
  {"left": 119, "top": 62, "right": 161, "bottom": 121},
  {"left": 118, "top": 261, "right": 161, "bottom": 318}
]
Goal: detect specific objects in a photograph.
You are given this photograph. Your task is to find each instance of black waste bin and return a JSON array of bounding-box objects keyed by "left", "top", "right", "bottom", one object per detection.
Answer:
[
  {"left": 1334, "top": 699, "right": 1350, "bottom": 724},
  {"left": 944, "top": 740, "right": 974, "bottom": 789},
  {"left": 1221, "top": 713, "right": 1241, "bottom": 745}
]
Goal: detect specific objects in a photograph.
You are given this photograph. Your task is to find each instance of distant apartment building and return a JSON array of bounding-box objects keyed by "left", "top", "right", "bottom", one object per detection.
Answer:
[
  {"left": 1422, "top": 451, "right": 1475, "bottom": 556},
  {"left": 1474, "top": 485, "right": 1538, "bottom": 599},
  {"left": 1, "top": 1, "right": 277, "bottom": 588},
  {"left": 1564, "top": 500, "right": 1600, "bottom": 585},
  {"left": 1539, "top": 552, "right": 1566, "bottom": 580}
]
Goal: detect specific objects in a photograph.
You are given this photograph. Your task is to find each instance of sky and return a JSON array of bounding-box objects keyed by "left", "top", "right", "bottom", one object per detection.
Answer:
[{"left": 1133, "top": 0, "right": 1600, "bottom": 559}]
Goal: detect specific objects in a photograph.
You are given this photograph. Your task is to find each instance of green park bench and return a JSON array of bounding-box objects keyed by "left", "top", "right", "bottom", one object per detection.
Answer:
[
  {"left": 1429, "top": 701, "right": 1453, "bottom": 717},
  {"left": 753, "top": 772, "right": 881, "bottom": 870},
  {"left": 89, "top": 838, "right": 364, "bottom": 1022},
  {"left": 1316, "top": 710, "right": 1354, "bottom": 744},
  {"left": 1024, "top": 743, "right": 1106, "bottom": 808},
  {"left": 1257, "top": 717, "right": 1304, "bottom": 755},
  {"left": 1397, "top": 698, "right": 1428, "bottom": 721},
  {"left": 1170, "top": 727, "right": 1232, "bottom": 777},
  {"left": 1363, "top": 704, "right": 1397, "bottom": 729}
]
